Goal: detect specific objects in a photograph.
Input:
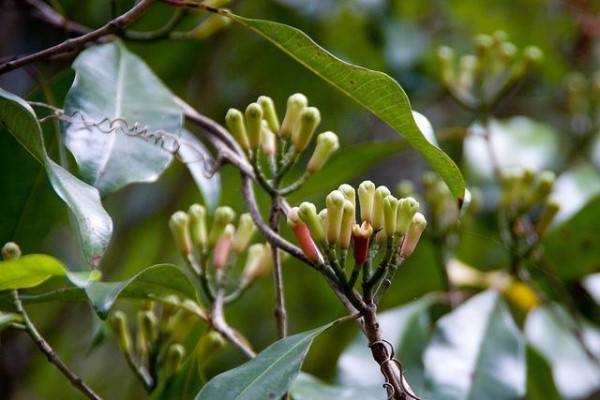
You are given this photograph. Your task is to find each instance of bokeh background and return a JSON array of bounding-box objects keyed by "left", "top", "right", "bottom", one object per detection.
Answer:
[{"left": 1, "top": 0, "right": 599, "bottom": 398}]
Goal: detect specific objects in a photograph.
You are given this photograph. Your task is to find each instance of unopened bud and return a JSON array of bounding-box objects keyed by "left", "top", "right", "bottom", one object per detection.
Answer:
[
  {"left": 111, "top": 311, "right": 132, "bottom": 353},
  {"left": 243, "top": 244, "right": 269, "bottom": 280},
  {"left": 208, "top": 206, "right": 236, "bottom": 246},
  {"left": 352, "top": 222, "right": 373, "bottom": 265},
  {"left": 261, "top": 122, "right": 276, "bottom": 156},
  {"left": 396, "top": 180, "right": 415, "bottom": 199},
  {"left": 384, "top": 196, "right": 399, "bottom": 236},
  {"left": 536, "top": 197, "right": 560, "bottom": 237},
  {"left": 437, "top": 46, "right": 455, "bottom": 87},
  {"left": 339, "top": 200, "right": 355, "bottom": 249},
  {"left": 225, "top": 108, "right": 250, "bottom": 150},
  {"left": 197, "top": 331, "right": 227, "bottom": 368},
  {"left": 245, "top": 103, "right": 263, "bottom": 149},
  {"left": 1, "top": 242, "right": 21, "bottom": 260},
  {"left": 326, "top": 190, "right": 345, "bottom": 244},
  {"left": 318, "top": 208, "right": 328, "bottom": 232},
  {"left": 339, "top": 184, "right": 356, "bottom": 211},
  {"left": 292, "top": 107, "right": 321, "bottom": 152},
  {"left": 400, "top": 213, "right": 427, "bottom": 258},
  {"left": 139, "top": 310, "right": 158, "bottom": 343},
  {"left": 396, "top": 197, "right": 420, "bottom": 235},
  {"left": 523, "top": 46, "right": 543, "bottom": 66},
  {"left": 170, "top": 211, "right": 192, "bottom": 255},
  {"left": 257, "top": 95, "right": 280, "bottom": 134},
  {"left": 358, "top": 180, "right": 376, "bottom": 223},
  {"left": 232, "top": 213, "right": 256, "bottom": 253},
  {"left": 306, "top": 131, "right": 339, "bottom": 173},
  {"left": 493, "top": 30, "right": 508, "bottom": 44},
  {"left": 458, "top": 55, "right": 478, "bottom": 91},
  {"left": 213, "top": 224, "right": 235, "bottom": 269},
  {"left": 298, "top": 202, "right": 326, "bottom": 245},
  {"left": 475, "top": 34, "right": 493, "bottom": 55},
  {"left": 500, "top": 42, "right": 517, "bottom": 62},
  {"left": 288, "top": 207, "right": 321, "bottom": 262},
  {"left": 526, "top": 171, "right": 555, "bottom": 208},
  {"left": 166, "top": 344, "right": 186, "bottom": 376},
  {"left": 372, "top": 186, "right": 391, "bottom": 231},
  {"left": 188, "top": 204, "right": 208, "bottom": 253},
  {"left": 280, "top": 93, "right": 307, "bottom": 138}
]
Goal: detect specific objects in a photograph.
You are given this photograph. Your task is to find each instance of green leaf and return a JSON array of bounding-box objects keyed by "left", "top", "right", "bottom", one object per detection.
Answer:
[
  {"left": 525, "top": 304, "right": 600, "bottom": 399},
  {"left": 195, "top": 318, "right": 347, "bottom": 400},
  {"left": 85, "top": 264, "right": 198, "bottom": 319},
  {"left": 0, "top": 254, "right": 99, "bottom": 291},
  {"left": 289, "top": 141, "right": 406, "bottom": 203},
  {"left": 336, "top": 294, "right": 437, "bottom": 396},
  {"left": 179, "top": 130, "right": 221, "bottom": 212},
  {"left": 423, "top": 290, "right": 526, "bottom": 400},
  {"left": 227, "top": 13, "right": 465, "bottom": 199},
  {"left": 290, "top": 373, "right": 381, "bottom": 400},
  {"left": 63, "top": 41, "right": 183, "bottom": 195},
  {"left": 0, "top": 88, "right": 113, "bottom": 267},
  {"left": 543, "top": 194, "right": 600, "bottom": 280},
  {"left": 525, "top": 345, "right": 561, "bottom": 400}
]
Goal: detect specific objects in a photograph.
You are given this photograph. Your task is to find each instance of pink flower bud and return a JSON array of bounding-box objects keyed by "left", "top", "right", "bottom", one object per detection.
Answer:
[
  {"left": 287, "top": 207, "right": 321, "bottom": 262},
  {"left": 213, "top": 224, "right": 235, "bottom": 269}
]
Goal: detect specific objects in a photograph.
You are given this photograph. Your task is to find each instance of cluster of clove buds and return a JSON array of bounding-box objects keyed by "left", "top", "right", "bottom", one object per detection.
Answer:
[
  {"left": 287, "top": 181, "right": 427, "bottom": 296},
  {"left": 169, "top": 204, "right": 272, "bottom": 302},
  {"left": 437, "top": 31, "right": 542, "bottom": 109},
  {"left": 226, "top": 93, "right": 339, "bottom": 193},
  {"left": 500, "top": 169, "right": 559, "bottom": 237}
]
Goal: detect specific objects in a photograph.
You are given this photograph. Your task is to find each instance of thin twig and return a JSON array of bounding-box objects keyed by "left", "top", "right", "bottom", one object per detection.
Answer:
[
  {"left": 0, "top": 0, "right": 157, "bottom": 75},
  {"left": 269, "top": 195, "right": 288, "bottom": 338},
  {"left": 11, "top": 290, "right": 102, "bottom": 400}
]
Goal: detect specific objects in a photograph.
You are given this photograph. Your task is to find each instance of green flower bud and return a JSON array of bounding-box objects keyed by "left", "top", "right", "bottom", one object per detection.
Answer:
[
  {"left": 523, "top": 46, "right": 543, "bottom": 66},
  {"left": 306, "top": 131, "right": 339, "bottom": 173},
  {"left": 232, "top": 213, "right": 257, "bottom": 253},
  {"left": 400, "top": 213, "right": 427, "bottom": 258},
  {"left": 339, "top": 184, "right": 356, "bottom": 211},
  {"left": 136, "top": 310, "right": 157, "bottom": 357},
  {"left": 339, "top": 200, "right": 354, "bottom": 249},
  {"left": 166, "top": 344, "right": 186, "bottom": 376},
  {"left": 169, "top": 211, "right": 192, "bottom": 256},
  {"left": 536, "top": 196, "right": 560, "bottom": 237},
  {"left": 208, "top": 206, "right": 236, "bottom": 246},
  {"left": 245, "top": 102, "right": 263, "bottom": 150},
  {"left": 526, "top": 171, "right": 555, "bottom": 208},
  {"left": 257, "top": 95, "right": 280, "bottom": 134},
  {"left": 318, "top": 209, "right": 328, "bottom": 234},
  {"left": 225, "top": 108, "right": 249, "bottom": 150},
  {"left": 111, "top": 311, "right": 132, "bottom": 353},
  {"left": 358, "top": 180, "right": 376, "bottom": 223},
  {"left": 1, "top": 242, "right": 21, "bottom": 260},
  {"left": 500, "top": 170, "right": 521, "bottom": 208},
  {"left": 298, "top": 202, "right": 325, "bottom": 245},
  {"left": 197, "top": 331, "right": 227, "bottom": 368},
  {"left": 458, "top": 55, "right": 478, "bottom": 91},
  {"left": 372, "top": 186, "right": 391, "bottom": 231},
  {"left": 500, "top": 42, "right": 517, "bottom": 62},
  {"left": 475, "top": 34, "right": 493, "bottom": 54},
  {"left": 384, "top": 196, "right": 399, "bottom": 237},
  {"left": 493, "top": 30, "right": 508, "bottom": 44},
  {"left": 292, "top": 107, "right": 321, "bottom": 152},
  {"left": 437, "top": 46, "right": 455, "bottom": 87},
  {"left": 325, "top": 190, "right": 345, "bottom": 244},
  {"left": 396, "top": 197, "right": 420, "bottom": 235},
  {"left": 396, "top": 180, "right": 415, "bottom": 199},
  {"left": 280, "top": 93, "right": 308, "bottom": 138},
  {"left": 187, "top": 14, "right": 231, "bottom": 39},
  {"left": 188, "top": 204, "right": 208, "bottom": 253},
  {"left": 242, "top": 243, "right": 266, "bottom": 281}
]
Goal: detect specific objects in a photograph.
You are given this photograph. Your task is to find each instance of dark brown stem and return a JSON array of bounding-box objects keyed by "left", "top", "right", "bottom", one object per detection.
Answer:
[
  {"left": 11, "top": 290, "right": 102, "bottom": 400},
  {"left": 269, "top": 195, "right": 288, "bottom": 338},
  {"left": 0, "top": 0, "right": 157, "bottom": 75}
]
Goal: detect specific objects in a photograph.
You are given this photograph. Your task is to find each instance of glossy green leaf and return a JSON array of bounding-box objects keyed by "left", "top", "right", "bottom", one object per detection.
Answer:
[
  {"left": 423, "top": 290, "right": 526, "bottom": 400},
  {"left": 543, "top": 194, "right": 600, "bottom": 280},
  {"left": 63, "top": 41, "right": 183, "bottom": 195},
  {"left": 552, "top": 163, "right": 600, "bottom": 224},
  {"left": 0, "top": 254, "right": 100, "bottom": 291},
  {"left": 525, "top": 304, "right": 600, "bottom": 399},
  {"left": 289, "top": 141, "right": 406, "bottom": 203},
  {"left": 290, "top": 373, "right": 381, "bottom": 400},
  {"left": 179, "top": 130, "right": 221, "bottom": 212},
  {"left": 195, "top": 318, "right": 346, "bottom": 400},
  {"left": 525, "top": 345, "right": 561, "bottom": 400},
  {"left": 85, "top": 264, "right": 198, "bottom": 319},
  {"left": 336, "top": 294, "right": 437, "bottom": 396},
  {"left": 227, "top": 13, "right": 465, "bottom": 199},
  {"left": 0, "top": 88, "right": 113, "bottom": 267}
]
